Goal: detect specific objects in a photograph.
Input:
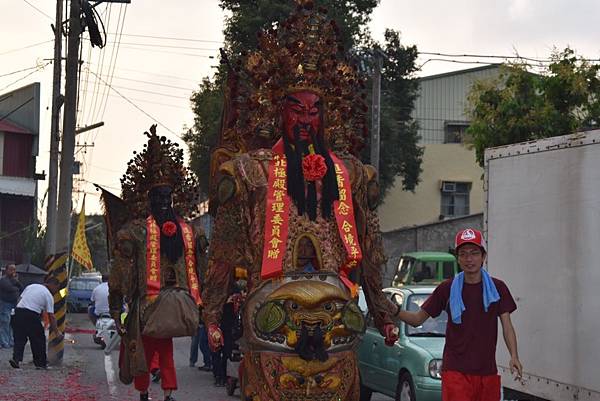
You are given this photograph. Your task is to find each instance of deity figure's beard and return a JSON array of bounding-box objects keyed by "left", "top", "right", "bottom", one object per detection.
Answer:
[
  {"left": 282, "top": 122, "right": 339, "bottom": 221},
  {"left": 150, "top": 202, "right": 184, "bottom": 264}
]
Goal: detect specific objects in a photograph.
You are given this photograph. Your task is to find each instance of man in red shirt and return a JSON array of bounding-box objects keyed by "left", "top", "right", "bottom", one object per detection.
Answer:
[{"left": 394, "top": 228, "right": 523, "bottom": 401}]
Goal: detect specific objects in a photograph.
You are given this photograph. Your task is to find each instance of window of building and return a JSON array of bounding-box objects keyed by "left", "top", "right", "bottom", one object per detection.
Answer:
[
  {"left": 444, "top": 122, "right": 470, "bottom": 143},
  {"left": 441, "top": 181, "right": 470, "bottom": 218}
]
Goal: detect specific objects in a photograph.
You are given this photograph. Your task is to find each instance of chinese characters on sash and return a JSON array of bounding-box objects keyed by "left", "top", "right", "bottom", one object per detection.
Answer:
[
  {"left": 145, "top": 217, "right": 202, "bottom": 305},
  {"left": 330, "top": 154, "right": 362, "bottom": 296},
  {"left": 260, "top": 139, "right": 363, "bottom": 294},
  {"left": 146, "top": 216, "right": 161, "bottom": 297},
  {"left": 261, "top": 142, "right": 291, "bottom": 279}
]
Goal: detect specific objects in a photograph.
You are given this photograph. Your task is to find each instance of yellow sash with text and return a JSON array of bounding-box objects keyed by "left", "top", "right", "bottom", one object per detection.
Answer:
[
  {"left": 261, "top": 139, "right": 362, "bottom": 294},
  {"left": 146, "top": 216, "right": 202, "bottom": 305}
]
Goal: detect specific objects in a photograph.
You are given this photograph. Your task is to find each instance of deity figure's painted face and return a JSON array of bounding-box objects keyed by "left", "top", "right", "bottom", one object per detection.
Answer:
[
  {"left": 283, "top": 91, "right": 322, "bottom": 144},
  {"left": 148, "top": 185, "right": 174, "bottom": 220}
]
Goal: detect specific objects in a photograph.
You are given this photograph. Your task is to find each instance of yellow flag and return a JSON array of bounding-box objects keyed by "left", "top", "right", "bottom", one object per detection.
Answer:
[{"left": 71, "top": 197, "right": 94, "bottom": 270}]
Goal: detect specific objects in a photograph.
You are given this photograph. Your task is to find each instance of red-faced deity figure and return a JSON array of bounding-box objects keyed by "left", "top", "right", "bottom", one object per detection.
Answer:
[{"left": 282, "top": 91, "right": 322, "bottom": 144}]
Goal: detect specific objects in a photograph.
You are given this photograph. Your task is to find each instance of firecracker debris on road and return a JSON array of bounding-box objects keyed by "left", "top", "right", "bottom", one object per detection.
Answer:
[{"left": 0, "top": 313, "right": 392, "bottom": 401}]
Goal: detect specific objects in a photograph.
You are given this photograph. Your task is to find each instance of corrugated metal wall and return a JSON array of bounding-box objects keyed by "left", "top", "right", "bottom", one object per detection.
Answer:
[{"left": 414, "top": 66, "right": 501, "bottom": 144}]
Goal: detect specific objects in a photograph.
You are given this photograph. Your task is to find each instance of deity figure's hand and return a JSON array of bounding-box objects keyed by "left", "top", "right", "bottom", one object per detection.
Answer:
[
  {"left": 383, "top": 323, "right": 399, "bottom": 346},
  {"left": 208, "top": 323, "right": 224, "bottom": 352}
]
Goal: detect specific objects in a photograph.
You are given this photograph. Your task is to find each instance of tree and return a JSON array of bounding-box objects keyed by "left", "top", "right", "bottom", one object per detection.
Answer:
[
  {"left": 467, "top": 48, "right": 600, "bottom": 166},
  {"left": 378, "top": 29, "right": 422, "bottom": 194},
  {"left": 184, "top": 0, "right": 422, "bottom": 197}
]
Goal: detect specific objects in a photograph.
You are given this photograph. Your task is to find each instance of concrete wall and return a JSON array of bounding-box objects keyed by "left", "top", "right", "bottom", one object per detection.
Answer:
[
  {"left": 378, "top": 143, "right": 484, "bottom": 232},
  {"left": 380, "top": 213, "right": 483, "bottom": 284}
]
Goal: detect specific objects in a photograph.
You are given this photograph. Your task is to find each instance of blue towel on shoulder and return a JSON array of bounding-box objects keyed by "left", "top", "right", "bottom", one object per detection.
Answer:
[{"left": 449, "top": 268, "right": 500, "bottom": 324}]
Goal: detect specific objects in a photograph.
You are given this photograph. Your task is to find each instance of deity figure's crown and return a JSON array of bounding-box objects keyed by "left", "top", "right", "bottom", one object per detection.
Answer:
[
  {"left": 227, "top": 0, "right": 369, "bottom": 154},
  {"left": 120, "top": 125, "right": 200, "bottom": 219}
]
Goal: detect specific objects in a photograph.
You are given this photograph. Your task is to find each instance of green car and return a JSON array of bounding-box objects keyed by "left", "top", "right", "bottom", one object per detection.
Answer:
[
  {"left": 358, "top": 286, "right": 447, "bottom": 401},
  {"left": 391, "top": 252, "right": 458, "bottom": 287}
]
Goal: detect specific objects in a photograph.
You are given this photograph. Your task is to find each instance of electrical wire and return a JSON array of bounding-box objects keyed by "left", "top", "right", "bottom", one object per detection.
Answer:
[
  {"left": 0, "top": 62, "right": 51, "bottom": 92},
  {"left": 108, "top": 33, "right": 223, "bottom": 44},
  {"left": 0, "top": 65, "right": 46, "bottom": 78},
  {"left": 0, "top": 40, "right": 53, "bottom": 56},
  {"left": 99, "top": 4, "right": 128, "bottom": 121},
  {"left": 21, "top": 0, "right": 53, "bottom": 21},
  {"left": 86, "top": 68, "right": 181, "bottom": 139}
]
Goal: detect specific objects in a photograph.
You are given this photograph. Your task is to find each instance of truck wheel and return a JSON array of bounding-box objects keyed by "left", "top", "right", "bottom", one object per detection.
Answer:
[{"left": 395, "top": 372, "right": 416, "bottom": 401}]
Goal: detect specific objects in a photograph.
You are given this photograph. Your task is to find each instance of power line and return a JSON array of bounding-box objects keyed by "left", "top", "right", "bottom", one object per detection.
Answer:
[
  {"left": 0, "top": 64, "right": 44, "bottom": 78},
  {"left": 99, "top": 4, "right": 128, "bottom": 122},
  {"left": 0, "top": 40, "right": 53, "bottom": 56},
  {"left": 108, "top": 33, "right": 223, "bottom": 44},
  {"left": 86, "top": 68, "right": 181, "bottom": 139},
  {"left": 79, "top": 78, "right": 190, "bottom": 99},
  {"left": 418, "top": 51, "right": 600, "bottom": 63},
  {"left": 0, "top": 62, "right": 51, "bottom": 92},
  {"left": 109, "top": 76, "right": 195, "bottom": 91},
  {"left": 84, "top": 62, "right": 200, "bottom": 82},
  {"left": 92, "top": 40, "right": 219, "bottom": 52},
  {"left": 117, "top": 45, "right": 216, "bottom": 58},
  {"left": 21, "top": 0, "right": 53, "bottom": 21}
]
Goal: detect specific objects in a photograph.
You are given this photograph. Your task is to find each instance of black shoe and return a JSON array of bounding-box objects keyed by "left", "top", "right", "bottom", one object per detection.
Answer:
[
  {"left": 35, "top": 365, "right": 50, "bottom": 370},
  {"left": 151, "top": 369, "right": 161, "bottom": 383},
  {"left": 139, "top": 392, "right": 150, "bottom": 401},
  {"left": 9, "top": 359, "right": 20, "bottom": 369},
  {"left": 198, "top": 365, "right": 212, "bottom": 372},
  {"left": 164, "top": 396, "right": 176, "bottom": 401},
  {"left": 216, "top": 377, "right": 226, "bottom": 387}
]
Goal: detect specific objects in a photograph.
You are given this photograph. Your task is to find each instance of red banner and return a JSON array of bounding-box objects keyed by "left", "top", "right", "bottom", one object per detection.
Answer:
[
  {"left": 260, "top": 141, "right": 362, "bottom": 294},
  {"left": 261, "top": 139, "right": 290, "bottom": 279},
  {"left": 146, "top": 217, "right": 202, "bottom": 305},
  {"left": 180, "top": 221, "right": 202, "bottom": 305},
  {"left": 146, "top": 216, "right": 161, "bottom": 297},
  {"left": 330, "top": 154, "right": 362, "bottom": 296}
]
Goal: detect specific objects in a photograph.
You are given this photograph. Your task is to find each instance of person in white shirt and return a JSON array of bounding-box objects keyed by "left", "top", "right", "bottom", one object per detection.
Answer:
[
  {"left": 9, "top": 277, "right": 62, "bottom": 369},
  {"left": 88, "top": 275, "right": 110, "bottom": 325}
]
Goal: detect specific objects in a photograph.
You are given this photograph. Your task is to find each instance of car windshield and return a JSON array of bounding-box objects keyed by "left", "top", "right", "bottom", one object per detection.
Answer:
[
  {"left": 69, "top": 280, "right": 100, "bottom": 291},
  {"left": 392, "top": 257, "right": 412, "bottom": 286},
  {"left": 405, "top": 294, "right": 447, "bottom": 337}
]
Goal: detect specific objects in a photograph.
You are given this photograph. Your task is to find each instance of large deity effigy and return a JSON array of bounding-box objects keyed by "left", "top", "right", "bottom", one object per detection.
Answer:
[{"left": 203, "top": 2, "right": 399, "bottom": 400}]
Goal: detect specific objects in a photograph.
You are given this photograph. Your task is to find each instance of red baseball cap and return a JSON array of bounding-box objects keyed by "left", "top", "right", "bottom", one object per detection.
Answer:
[{"left": 455, "top": 228, "right": 487, "bottom": 251}]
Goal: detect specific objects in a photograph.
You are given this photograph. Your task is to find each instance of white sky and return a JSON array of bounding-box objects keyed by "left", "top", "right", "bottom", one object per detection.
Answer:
[{"left": 1, "top": 0, "right": 599, "bottom": 217}]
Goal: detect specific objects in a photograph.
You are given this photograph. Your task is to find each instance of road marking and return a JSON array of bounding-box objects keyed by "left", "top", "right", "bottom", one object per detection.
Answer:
[{"left": 104, "top": 353, "right": 118, "bottom": 397}]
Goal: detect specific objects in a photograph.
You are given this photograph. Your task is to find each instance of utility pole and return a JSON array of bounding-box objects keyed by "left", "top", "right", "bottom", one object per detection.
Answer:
[
  {"left": 48, "top": 0, "right": 82, "bottom": 366},
  {"left": 45, "top": 0, "right": 64, "bottom": 256},
  {"left": 56, "top": 0, "right": 81, "bottom": 255},
  {"left": 370, "top": 52, "right": 382, "bottom": 173}
]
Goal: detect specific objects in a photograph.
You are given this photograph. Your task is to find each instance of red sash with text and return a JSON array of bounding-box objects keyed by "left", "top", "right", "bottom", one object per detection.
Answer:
[
  {"left": 261, "top": 140, "right": 362, "bottom": 294},
  {"left": 146, "top": 216, "right": 202, "bottom": 305}
]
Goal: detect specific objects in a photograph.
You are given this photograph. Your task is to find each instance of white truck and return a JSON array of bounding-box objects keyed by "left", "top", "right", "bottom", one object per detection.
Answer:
[{"left": 484, "top": 130, "right": 600, "bottom": 401}]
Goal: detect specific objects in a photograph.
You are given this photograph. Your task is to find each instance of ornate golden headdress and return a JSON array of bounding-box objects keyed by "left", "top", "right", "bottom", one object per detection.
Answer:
[
  {"left": 224, "top": 0, "right": 369, "bottom": 154},
  {"left": 120, "top": 125, "right": 200, "bottom": 219}
]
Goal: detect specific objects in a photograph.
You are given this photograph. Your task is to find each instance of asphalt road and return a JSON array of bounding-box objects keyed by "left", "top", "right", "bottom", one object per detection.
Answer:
[{"left": 49, "top": 314, "right": 391, "bottom": 401}]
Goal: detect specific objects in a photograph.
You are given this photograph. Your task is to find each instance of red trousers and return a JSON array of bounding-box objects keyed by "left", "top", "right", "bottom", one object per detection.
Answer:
[
  {"left": 442, "top": 371, "right": 501, "bottom": 401},
  {"left": 134, "top": 336, "right": 177, "bottom": 392}
]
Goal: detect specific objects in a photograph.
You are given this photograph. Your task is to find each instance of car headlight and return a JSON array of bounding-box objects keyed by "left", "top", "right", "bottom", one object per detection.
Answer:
[{"left": 428, "top": 359, "right": 442, "bottom": 379}]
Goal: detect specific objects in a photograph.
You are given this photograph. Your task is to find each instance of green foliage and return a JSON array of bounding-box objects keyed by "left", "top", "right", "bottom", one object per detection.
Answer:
[
  {"left": 183, "top": 78, "right": 224, "bottom": 197},
  {"left": 185, "top": 0, "right": 422, "bottom": 198},
  {"left": 220, "top": 0, "right": 379, "bottom": 54},
  {"left": 467, "top": 48, "right": 600, "bottom": 166},
  {"left": 378, "top": 29, "right": 422, "bottom": 194}
]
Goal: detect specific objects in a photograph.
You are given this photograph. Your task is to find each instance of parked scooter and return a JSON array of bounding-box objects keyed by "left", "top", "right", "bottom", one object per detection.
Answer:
[{"left": 93, "top": 313, "right": 118, "bottom": 353}]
